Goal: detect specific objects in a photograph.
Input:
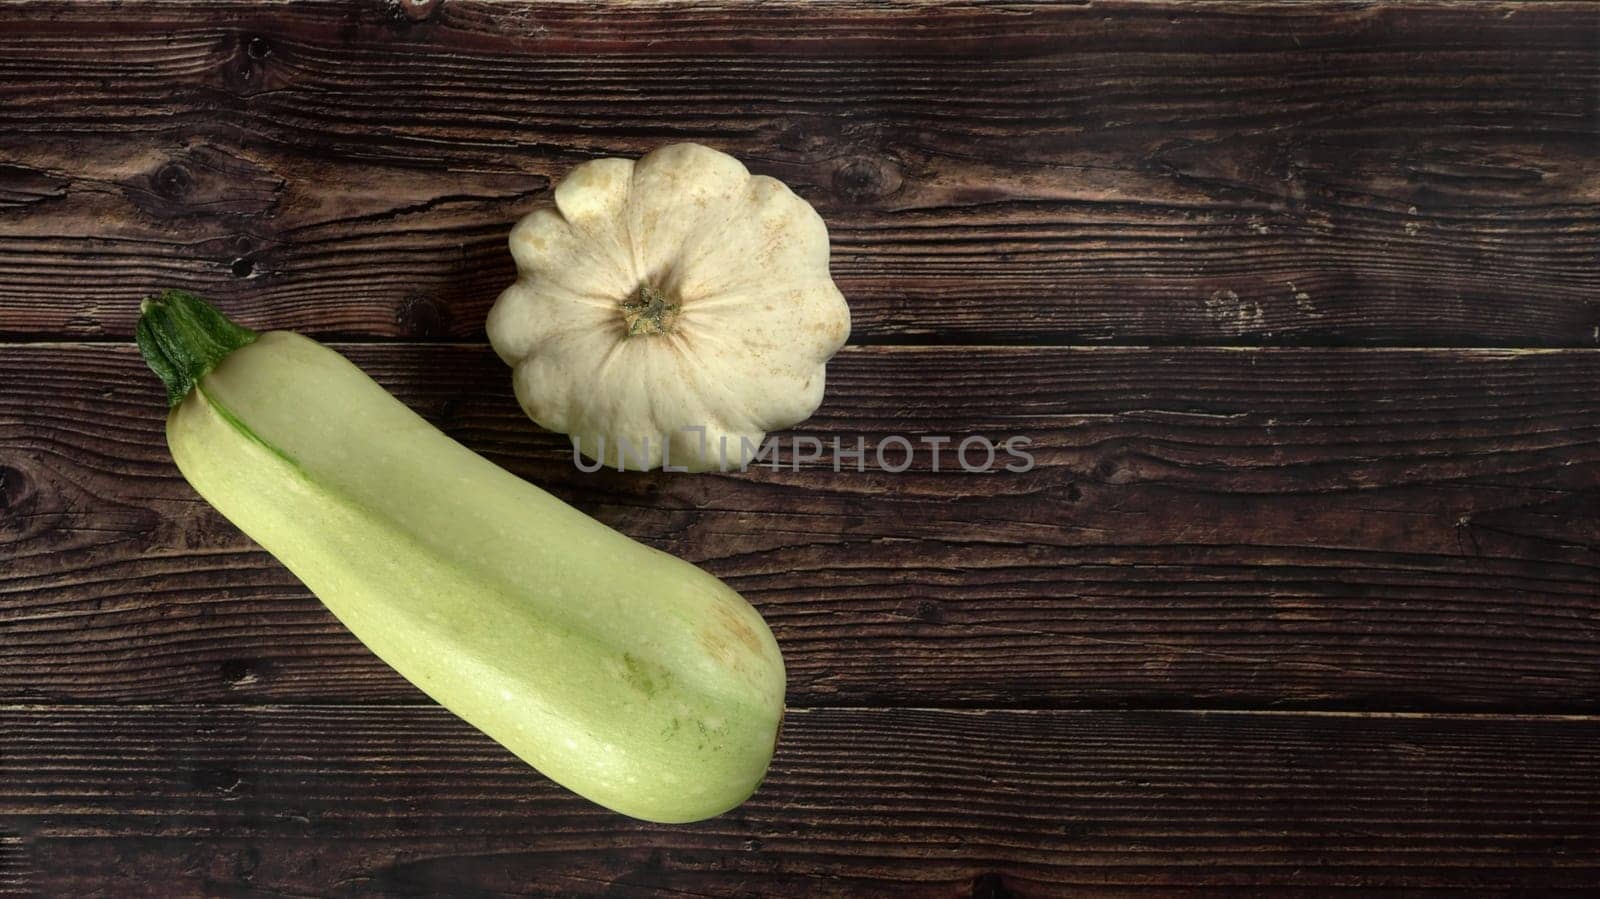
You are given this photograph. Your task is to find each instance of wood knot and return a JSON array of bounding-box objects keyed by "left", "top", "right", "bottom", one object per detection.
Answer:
[
  {"left": 188, "top": 766, "right": 244, "bottom": 795},
  {"left": 970, "top": 872, "right": 1015, "bottom": 899},
  {"left": 220, "top": 658, "right": 264, "bottom": 688},
  {"left": 224, "top": 32, "right": 288, "bottom": 95},
  {"left": 396, "top": 294, "right": 446, "bottom": 336},
  {"left": 0, "top": 464, "right": 30, "bottom": 517},
  {"left": 152, "top": 162, "right": 194, "bottom": 201},
  {"left": 129, "top": 146, "right": 284, "bottom": 221},
  {"left": 832, "top": 156, "right": 901, "bottom": 204},
  {"left": 1093, "top": 455, "right": 1136, "bottom": 485}
]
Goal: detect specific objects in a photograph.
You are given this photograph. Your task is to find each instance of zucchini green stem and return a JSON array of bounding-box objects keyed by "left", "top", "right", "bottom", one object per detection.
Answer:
[{"left": 136, "top": 291, "right": 258, "bottom": 407}]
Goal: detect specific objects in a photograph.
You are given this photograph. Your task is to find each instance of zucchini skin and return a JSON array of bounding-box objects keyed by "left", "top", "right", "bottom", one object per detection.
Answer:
[{"left": 161, "top": 325, "right": 785, "bottom": 824}]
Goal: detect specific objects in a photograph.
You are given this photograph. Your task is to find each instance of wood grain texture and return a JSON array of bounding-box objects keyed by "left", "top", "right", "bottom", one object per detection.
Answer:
[
  {"left": 0, "top": 834, "right": 25, "bottom": 899},
  {"left": 5, "top": 704, "right": 1600, "bottom": 896},
  {"left": 5, "top": 343, "right": 1597, "bottom": 710},
  {"left": 1, "top": 1, "right": 1597, "bottom": 345},
  {"left": 4, "top": 2, "right": 1599, "bottom": 892}
]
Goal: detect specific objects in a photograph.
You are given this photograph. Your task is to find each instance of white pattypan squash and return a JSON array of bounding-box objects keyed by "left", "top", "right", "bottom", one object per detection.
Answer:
[{"left": 487, "top": 143, "right": 851, "bottom": 472}]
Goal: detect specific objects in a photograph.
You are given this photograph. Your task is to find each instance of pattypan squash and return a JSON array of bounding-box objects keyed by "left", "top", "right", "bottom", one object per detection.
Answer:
[{"left": 487, "top": 143, "right": 851, "bottom": 471}]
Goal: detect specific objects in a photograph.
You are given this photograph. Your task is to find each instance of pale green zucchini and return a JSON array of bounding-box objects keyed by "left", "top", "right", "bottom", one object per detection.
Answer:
[{"left": 136, "top": 291, "right": 785, "bottom": 823}]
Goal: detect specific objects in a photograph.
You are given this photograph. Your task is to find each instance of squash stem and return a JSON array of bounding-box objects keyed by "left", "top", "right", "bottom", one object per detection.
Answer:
[
  {"left": 620, "top": 283, "right": 679, "bottom": 337},
  {"left": 136, "top": 290, "right": 258, "bottom": 407}
]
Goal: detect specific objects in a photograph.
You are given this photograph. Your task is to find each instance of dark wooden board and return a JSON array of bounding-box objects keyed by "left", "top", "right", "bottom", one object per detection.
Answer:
[
  {"left": 5, "top": 1, "right": 1600, "bottom": 893},
  {"left": 5, "top": 343, "right": 1597, "bottom": 711},
  {"left": 2, "top": 0, "right": 1597, "bottom": 345},
  {"left": 6, "top": 704, "right": 1600, "bottom": 896}
]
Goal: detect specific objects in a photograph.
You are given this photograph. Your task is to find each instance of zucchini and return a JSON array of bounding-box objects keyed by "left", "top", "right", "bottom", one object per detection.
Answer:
[{"left": 137, "top": 291, "right": 785, "bottom": 823}]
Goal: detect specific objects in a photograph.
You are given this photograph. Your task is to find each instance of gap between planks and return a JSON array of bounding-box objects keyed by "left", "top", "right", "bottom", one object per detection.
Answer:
[
  {"left": 0, "top": 339, "right": 1594, "bottom": 354},
  {"left": 5, "top": 703, "right": 1600, "bottom": 722}
]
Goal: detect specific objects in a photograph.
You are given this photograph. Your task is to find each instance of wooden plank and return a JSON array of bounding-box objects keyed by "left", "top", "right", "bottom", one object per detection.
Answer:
[
  {"left": 1, "top": 1, "right": 1596, "bottom": 345},
  {"left": 4, "top": 343, "right": 1597, "bottom": 710},
  {"left": 4, "top": 705, "right": 1599, "bottom": 895},
  {"left": 0, "top": 834, "right": 25, "bottom": 899}
]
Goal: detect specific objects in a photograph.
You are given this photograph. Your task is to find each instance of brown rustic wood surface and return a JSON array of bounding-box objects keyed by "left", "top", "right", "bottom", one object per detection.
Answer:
[
  {"left": 7, "top": 706, "right": 1600, "bottom": 896},
  {"left": 2, "top": 0, "right": 1598, "bottom": 346},
  {"left": 3, "top": 0, "right": 1599, "bottom": 896},
  {"left": 5, "top": 344, "right": 1598, "bottom": 712}
]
